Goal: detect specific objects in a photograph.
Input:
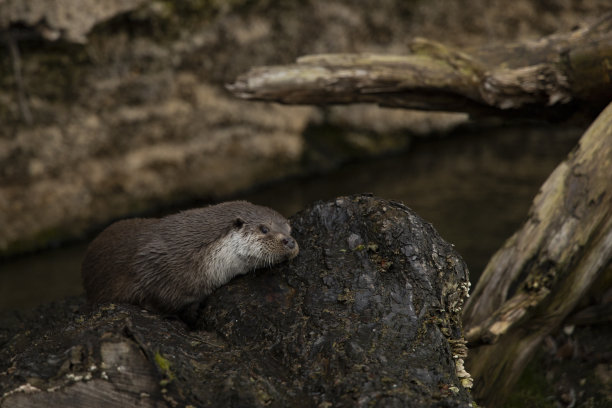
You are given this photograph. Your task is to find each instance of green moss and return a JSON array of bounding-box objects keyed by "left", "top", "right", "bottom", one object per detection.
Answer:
[
  {"left": 154, "top": 351, "right": 176, "bottom": 385},
  {"left": 503, "top": 356, "right": 555, "bottom": 408}
]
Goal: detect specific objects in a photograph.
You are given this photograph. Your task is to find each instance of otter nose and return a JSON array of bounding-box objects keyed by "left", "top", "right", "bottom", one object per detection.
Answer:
[{"left": 282, "top": 237, "right": 296, "bottom": 249}]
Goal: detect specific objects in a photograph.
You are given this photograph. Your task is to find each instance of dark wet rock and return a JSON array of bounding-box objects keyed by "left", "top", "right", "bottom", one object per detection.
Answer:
[{"left": 0, "top": 195, "right": 472, "bottom": 407}]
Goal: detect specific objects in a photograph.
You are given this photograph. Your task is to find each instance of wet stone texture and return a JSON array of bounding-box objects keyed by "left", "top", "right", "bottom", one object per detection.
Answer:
[{"left": 0, "top": 195, "right": 472, "bottom": 407}]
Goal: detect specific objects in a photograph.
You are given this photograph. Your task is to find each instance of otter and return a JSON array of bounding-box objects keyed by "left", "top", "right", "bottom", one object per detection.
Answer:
[{"left": 81, "top": 201, "right": 298, "bottom": 314}]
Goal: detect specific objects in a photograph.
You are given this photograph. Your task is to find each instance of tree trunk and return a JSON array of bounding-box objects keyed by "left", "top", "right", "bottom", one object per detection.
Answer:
[
  {"left": 228, "top": 15, "right": 612, "bottom": 118},
  {"left": 462, "top": 102, "right": 612, "bottom": 406}
]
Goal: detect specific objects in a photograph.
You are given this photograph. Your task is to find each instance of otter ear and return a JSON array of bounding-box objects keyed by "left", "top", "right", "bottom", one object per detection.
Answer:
[{"left": 233, "top": 217, "right": 244, "bottom": 229}]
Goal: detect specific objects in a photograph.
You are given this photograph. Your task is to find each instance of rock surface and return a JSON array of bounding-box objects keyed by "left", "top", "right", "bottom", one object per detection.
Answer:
[
  {"left": 0, "top": 0, "right": 147, "bottom": 43},
  {"left": 0, "top": 195, "right": 472, "bottom": 407}
]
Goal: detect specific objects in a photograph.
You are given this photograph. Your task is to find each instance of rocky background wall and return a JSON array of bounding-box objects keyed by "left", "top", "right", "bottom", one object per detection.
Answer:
[{"left": 1, "top": 0, "right": 610, "bottom": 255}]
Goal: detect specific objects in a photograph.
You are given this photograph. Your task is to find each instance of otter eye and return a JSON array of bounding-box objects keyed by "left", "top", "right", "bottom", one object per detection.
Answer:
[
  {"left": 234, "top": 218, "right": 244, "bottom": 229},
  {"left": 260, "top": 225, "right": 269, "bottom": 234}
]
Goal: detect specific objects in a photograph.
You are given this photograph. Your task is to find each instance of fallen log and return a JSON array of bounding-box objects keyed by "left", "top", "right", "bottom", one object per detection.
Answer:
[
  {"left": 462, "top": 102, "right": 612, "bottom": 406},
  {"left": 0, "top": 195, "right": 473, "bottom": 407},
  {"left": 228, "top": 15, "right": 612, "bottom": 118}
]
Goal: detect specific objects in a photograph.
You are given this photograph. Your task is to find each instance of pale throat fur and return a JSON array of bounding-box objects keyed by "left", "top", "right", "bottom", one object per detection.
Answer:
[
  {"left": 201, "top": 229, "right": 255, "bottom": 290},
  {"left": 200, "top": 224, "right": 295, "bottom": 290}
]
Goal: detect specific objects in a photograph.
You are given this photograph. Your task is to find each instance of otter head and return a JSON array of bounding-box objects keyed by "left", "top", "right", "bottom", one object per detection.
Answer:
[{"left": 231, "top": 205, "right": 299, "bottom": 269}]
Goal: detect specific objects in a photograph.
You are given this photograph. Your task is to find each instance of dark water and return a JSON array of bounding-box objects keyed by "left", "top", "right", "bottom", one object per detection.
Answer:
[{"left": 0, "top": 123, "right": 583, "bottom": 311}]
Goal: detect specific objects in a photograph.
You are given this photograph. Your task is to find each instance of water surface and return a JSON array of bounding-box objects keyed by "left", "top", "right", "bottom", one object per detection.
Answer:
[{"left": 0, "top": 122, "right": 582, "bottom": 311}]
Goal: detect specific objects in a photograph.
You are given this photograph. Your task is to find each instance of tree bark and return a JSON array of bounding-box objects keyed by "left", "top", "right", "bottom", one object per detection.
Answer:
[
  {"left": 462, "top": 102, "right": 612, "bottom": 406},
  {"left": 228, "top": 15, "right": 612, "bottom": 118}
]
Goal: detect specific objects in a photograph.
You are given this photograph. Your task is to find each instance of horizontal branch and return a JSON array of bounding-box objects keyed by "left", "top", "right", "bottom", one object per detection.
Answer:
[{"left": 228, "top": 15, "right": 612, "bottom": 117}]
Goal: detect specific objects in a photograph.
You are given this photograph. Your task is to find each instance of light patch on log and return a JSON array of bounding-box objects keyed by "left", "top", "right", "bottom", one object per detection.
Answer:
[{"left": 481, "top": 64, "right": 572, "bottom": 109}]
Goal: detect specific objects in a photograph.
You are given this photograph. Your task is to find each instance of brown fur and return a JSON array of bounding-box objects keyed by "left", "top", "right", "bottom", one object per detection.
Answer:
[{"left": 81, "top": 201, "right": 298, "bottom": 314}]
